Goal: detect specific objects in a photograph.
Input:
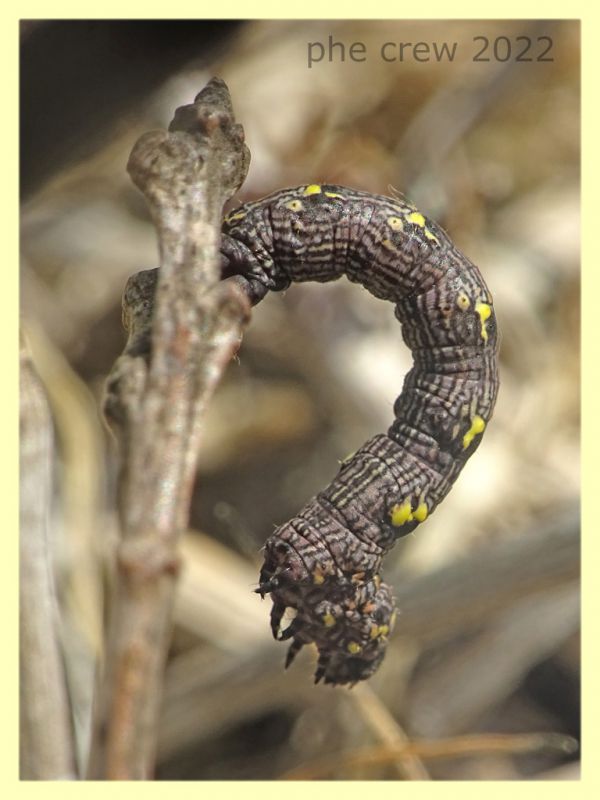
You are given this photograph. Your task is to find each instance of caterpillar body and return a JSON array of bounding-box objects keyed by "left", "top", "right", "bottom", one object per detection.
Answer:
[{"left": 220, "top": 183, "right": 499, "bottom": 686}]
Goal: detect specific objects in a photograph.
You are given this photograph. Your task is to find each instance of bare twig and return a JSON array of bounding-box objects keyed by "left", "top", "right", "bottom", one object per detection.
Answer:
[
  {"left": 349, "top": 683, "right": 430, "bottom": 780},
  {"left": 280, "top": 731, "right": 578, "bottom": 780},
  {"left": 20, "top": 333, "right": 77, "bottom": 780},
  {"left": 87, "top": 78, "right": 251, "bottom": 779}
]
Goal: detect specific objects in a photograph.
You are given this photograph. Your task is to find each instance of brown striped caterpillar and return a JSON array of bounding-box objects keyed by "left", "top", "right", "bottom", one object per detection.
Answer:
[{"left": 220, "top": 183, "right": 499, "bottom": 685}]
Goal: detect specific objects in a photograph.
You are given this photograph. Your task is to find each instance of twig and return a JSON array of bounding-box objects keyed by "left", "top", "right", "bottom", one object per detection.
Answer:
[
  {"left": 86, "top": 78, "right": 251, "bottom": 780},
  {"left": 280, "top": 731, "right": 578, "bottom": 780},
  {"left": 20, "top": 332, "right": 77, "bottom": 779},
  {"left": 349, "top": 683, "right": 429, "bottom": 780}
]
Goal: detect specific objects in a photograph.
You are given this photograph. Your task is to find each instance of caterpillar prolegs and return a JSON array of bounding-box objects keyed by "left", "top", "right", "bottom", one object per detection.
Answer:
[{"left": 220, "top": 184, "right": 499, "bottom": 685}]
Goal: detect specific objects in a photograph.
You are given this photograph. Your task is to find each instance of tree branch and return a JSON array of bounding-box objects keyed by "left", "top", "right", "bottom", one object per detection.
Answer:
[{"left": 87, "top": 78, "right": 251, "bottom": 779}]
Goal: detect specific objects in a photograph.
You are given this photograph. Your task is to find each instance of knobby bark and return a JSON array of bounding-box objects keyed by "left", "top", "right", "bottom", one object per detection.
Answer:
[{"left": 87, "top": 78, "right": 251, "bottom": 779}]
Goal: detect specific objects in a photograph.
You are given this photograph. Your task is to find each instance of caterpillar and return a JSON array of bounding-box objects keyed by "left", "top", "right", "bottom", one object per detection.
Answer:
[{"left": 220, "top": 183, "right": 499, "bottom": 686}]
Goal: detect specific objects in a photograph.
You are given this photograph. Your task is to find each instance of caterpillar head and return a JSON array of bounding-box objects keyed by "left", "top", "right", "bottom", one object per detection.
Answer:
[{"left": 256, "top": 516, "right": 341, "bottom": 598}]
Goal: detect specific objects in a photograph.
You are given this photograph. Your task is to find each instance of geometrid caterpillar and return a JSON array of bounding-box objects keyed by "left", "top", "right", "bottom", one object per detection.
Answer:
[{"left": 220, "top": 183, "right": 499, "bottom": 686}]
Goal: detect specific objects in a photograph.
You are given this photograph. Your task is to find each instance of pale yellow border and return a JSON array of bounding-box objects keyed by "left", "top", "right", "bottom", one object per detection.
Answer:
[{"left": 8, "top": 3, "right": 594, "bottom": 795}]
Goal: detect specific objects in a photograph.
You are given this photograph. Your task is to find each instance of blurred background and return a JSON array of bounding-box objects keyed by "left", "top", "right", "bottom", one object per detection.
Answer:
[{"left": 20, "top": 19, "right": 580, "bottom": 780}]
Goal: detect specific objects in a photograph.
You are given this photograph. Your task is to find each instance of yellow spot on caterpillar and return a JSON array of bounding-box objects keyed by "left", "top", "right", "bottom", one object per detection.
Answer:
[
  {"left": 463, "top": 415, "right": 486, "bottom": 449},
  {"left": 390, "top": 500, "right": 413, "bottom": 526},
  {"left": 373, "top": 574, "right": 381, "bottom": 590},
  {"left": 225, "top": 211, "right": 246, "bottom": 223},
  {"left": 286, "top": 199, "right": 304, "bottom": 212},
  {"left": 324, "top": 191, "right": 344, "bottom": 199},
  {"left": 407, "top": 211, "right": 426, "bottom": 227},
  {"left": 303, "top": 184, "right": 322, "bottom": 195},
  {"left": 424, "top": 228, "right": 439, "bottom": 243},
  {"left": 390, "top": 610, "right": 397, "bottom": 630},
  {"left": 457, "top": 292, "right": 471, "bottom": 311},
  {"left": 322, "top": 613, "right": 336, "bottom": 628},
  {"left": 347, "top": 642, "right": 362, "bottom": 655},
  {"left": 312, "top": 568, "right": 325, "bottom": 585},
  {"left": 369, "top": 624, "right": 389, "bottom": 640},
  {"left": 391, "top": 498, "right": 429, "bottom": 526},
  {"left": 387, "top": 216, "right": 404, "bottom": 231},
  {"left": 475, "top": 300, "right": 492, "bottom": 342},
  {"left": 381, "top": 238, "right": 397, "bottom": 250}
]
